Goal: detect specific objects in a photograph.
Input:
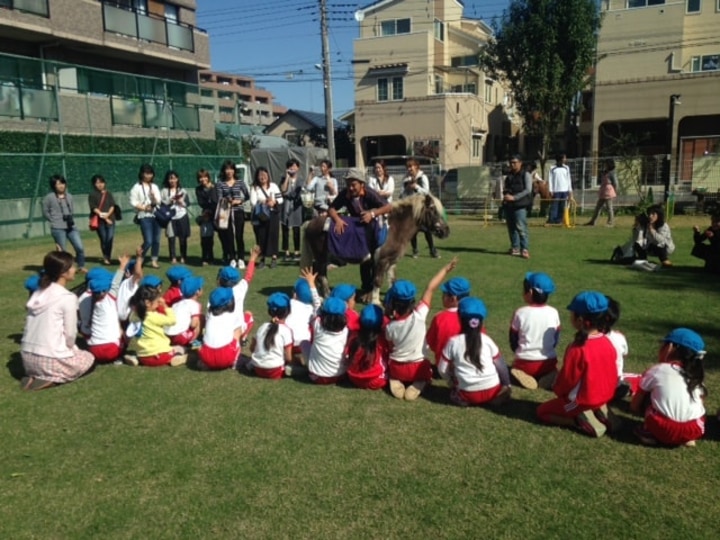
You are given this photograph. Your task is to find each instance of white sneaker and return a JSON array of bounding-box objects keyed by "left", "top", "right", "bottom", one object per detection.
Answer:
[
  {"left": 123, "top": 354, "right": 139, "bottom": 367},
  {"left": 170, "top": 354, "right": 188, "bottom": 367},
  {"left": 229, "top": 259, "right": 237, "bottom": 268},
  {"left": 237, "top": 260, "right": 246, "bottom": 270}
]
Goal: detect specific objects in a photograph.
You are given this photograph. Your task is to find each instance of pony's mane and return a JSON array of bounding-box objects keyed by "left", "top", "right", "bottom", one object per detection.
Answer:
[{"left": 391, "top": 193, "right": 446, "bottom": 222}]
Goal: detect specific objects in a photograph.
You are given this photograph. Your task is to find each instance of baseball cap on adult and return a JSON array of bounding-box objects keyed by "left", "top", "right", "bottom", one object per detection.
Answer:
[
  {"left": 567, "top": 291, "right": 608, "bottom": 315},
  {"left": 343, "top": 168, "right": 366, "bottom": 183},
  {"left": 662, "top": 328, "right": 705, "bottom": 354}
]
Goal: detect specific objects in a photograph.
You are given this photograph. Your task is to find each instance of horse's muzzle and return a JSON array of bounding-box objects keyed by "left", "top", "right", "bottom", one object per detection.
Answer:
[{"left": 433, "top": 222, "right": 450, "bottom": 239}]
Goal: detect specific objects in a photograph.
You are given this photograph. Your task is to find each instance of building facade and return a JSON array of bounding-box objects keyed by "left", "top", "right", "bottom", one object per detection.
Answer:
[
  {"left": 199, "top": 70, "right": 286, "bottom": 127},
  {"left": 593, "top": 0, "right": 720, "bottom": 187},
  {"left": 0, "top": 0, "right": 214, "bottom": 138},
  {"left": 352, "top": 0, "right": 515, "bottom": 170}
]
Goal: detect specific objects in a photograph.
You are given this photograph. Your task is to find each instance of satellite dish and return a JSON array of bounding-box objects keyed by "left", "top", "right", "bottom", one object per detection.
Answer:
[{"left": 354, "top": 10, "right": 364, "bottom": 22}]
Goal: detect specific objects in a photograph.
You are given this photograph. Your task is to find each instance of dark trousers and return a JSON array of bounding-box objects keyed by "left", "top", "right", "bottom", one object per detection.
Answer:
[
  {"left": 218, "top": 210, "right": 245, "bottom": 263},
  {"left": 281, "top": 224, "right": 301, "bottom": 253},
  {"left": 253, "top": 212, "right": 280, "bottom": 259},
  {"left": 635, "top": 243, "right": 669, "bottom": 262},
  {"left": 411, "top": 229, "right": 436, "bottom": 255},
  {"left": 201, "top": 235, "right": 215, "bottom": 263}
]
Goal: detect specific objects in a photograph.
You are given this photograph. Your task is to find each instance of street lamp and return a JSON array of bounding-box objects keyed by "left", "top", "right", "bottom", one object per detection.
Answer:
[{"left": 663, "top": 93, "right": 681, "bottom": 201}]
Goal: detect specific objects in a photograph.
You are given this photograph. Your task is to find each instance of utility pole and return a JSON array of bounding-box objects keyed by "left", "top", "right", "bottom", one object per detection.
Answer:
[{"left": 319, "top": 0, "right": 335, "bottom": 163}]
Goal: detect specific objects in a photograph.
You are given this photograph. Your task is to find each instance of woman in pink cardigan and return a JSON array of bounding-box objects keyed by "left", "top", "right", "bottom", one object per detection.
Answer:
[{"left": 20, "top": 251, "right": 95, "bottom": 390}]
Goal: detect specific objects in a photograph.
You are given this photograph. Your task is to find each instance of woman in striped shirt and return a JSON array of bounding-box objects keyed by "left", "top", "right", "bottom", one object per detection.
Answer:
[{"left": 216, "top": 159, "right": 250, "bottom": 269}]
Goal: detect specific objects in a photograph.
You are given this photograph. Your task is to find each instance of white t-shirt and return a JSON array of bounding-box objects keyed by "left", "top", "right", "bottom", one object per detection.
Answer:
[
  {"left": 203, "top": 311, "right": 239, "bottom": 348},
  {"left": 308, "top": 318, "right": 348, "bottom": 377},
  {"left": 510, "top": 304, "right": 560, "bottom": 361},
  {"left": 385, "top": 302, "right": 430, "bottom": 363},
  {"left": 640, "top": 362, "right": 705, "bottom": 422},
  {"left": 251, "top": 322, "right": 293, "bottom": 370},
  {"left": 117, "top": 277, "right": 139, "bottom": 322},
  {"left": 78, "top": 290, "right": 93, "bottom": 336},
  {"left": 606, "top": 329, "right": 628, "bottom": 379},
  {"left": 88, "top": 294, "right": 122, "bottom": 346},
  {"left": 285, "top": 298, "right": 314, "bottom": 346},
  {"left": 129, "top": 182, "right": 162, "bottom": 219},
  {"left": 439, "top": 333, "right": 501, "bottom": 392},
  {"left": 368, "top": 175, "right": 395, "bottom": 202},
  {"left": 165, "top": 298, "right": 201, "bottom": 336}
]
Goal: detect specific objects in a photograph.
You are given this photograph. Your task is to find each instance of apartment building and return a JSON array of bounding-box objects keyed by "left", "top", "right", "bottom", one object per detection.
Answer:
[
  {"left": 593, "top": 0, "right": 720, "bottom": 185},
  {"left": 352, "top": 0, "right": 515, "bottom": 170},
  {"left": 0, "top": 0, "right": 213, "bottom": 138},
  {"left": 199, "top": 70, "right": 286, "bottom": 127}
]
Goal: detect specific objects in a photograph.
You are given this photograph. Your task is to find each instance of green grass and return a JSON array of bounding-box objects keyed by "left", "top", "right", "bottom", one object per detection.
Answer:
[{"left": 1, "top": 215, "right": 719, "bottom": 539}]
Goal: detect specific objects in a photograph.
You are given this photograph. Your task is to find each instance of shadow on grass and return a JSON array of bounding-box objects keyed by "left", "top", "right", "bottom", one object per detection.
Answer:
[
  {"left": 21, "top": 264, "right": 43, "bottom": 273},
  {"left": 6, "top": 351, "right": 24, "bottom": 380}
]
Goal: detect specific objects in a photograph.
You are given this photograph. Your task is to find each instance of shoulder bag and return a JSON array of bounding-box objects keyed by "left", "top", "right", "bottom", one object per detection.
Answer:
[{"left": 89, "top": 191, "right": 107, "bottom": 231}]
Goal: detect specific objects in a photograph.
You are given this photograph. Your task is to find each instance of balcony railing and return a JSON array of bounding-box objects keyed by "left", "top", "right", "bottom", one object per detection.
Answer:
[
  {"left": 111, "top": 97, "right": 199, "bottom": 131},
  {"left": 0, "top": 0, "right": 49, "bottom": 17},
  {"left": 0, "top": 83, "right": 57, "bottom": 120},
  {"left": 101, "top": 2, "right": 195, "bottom": 52}
]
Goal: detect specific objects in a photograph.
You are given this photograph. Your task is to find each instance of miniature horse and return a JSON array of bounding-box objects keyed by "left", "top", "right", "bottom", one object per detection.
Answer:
[{"left": 301, "top": 194, "right": 450, "bottom": 303}]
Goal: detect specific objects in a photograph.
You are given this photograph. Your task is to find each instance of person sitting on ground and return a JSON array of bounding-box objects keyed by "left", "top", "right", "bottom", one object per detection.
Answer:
[
  {"left": 330, "top": 283, "right": 360, "bottom": 333},
  {"left": 345, "top": 304, "right": 390, "bottom": 391},
  {"left": 249, "top": 292, "right": 294, "bottom": 379},
  {"left": 199, "top": 287, "right": 244, "bottom": 371},
  {"left": 691, "top": 212, "right": 720, "bottom": 274},
  {"left": 425, "top": 276, "right": 471, "bottom": 368},
  {"left": 164, "top": 276, "right": 204, "bottom": 349},
  {"left": 307, "top": 297, "right": 349, "bottom": 385},
  {"left": 163, "top": 264, "right": 193, "bottom": 307},
  {"left": 633, "top": 204, "right": 675, "bottom": 267},
  {"left": 86, "top": 257, "right": 130, "bottom": 364}
]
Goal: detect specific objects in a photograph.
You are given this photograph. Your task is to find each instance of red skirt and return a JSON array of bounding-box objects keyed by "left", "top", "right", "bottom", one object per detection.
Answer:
[
  {"left": 199, "top": 341, "right": 239, "bottom": 370},
  {"left": 512, "top": 358, "right": 557, "bottom": 378},
  {"left": 388, "top": 359, "right": 432, "bottom": 383}
]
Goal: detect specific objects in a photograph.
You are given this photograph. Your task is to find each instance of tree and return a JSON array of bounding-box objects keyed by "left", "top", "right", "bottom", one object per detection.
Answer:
[{"left": 480, "top": 0, "right": 601, "bottom": 163}]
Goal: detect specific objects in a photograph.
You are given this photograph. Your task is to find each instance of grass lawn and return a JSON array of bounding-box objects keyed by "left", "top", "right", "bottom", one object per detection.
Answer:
[{"left": 1, "top": 214, "right": 718, "bottom": 539}]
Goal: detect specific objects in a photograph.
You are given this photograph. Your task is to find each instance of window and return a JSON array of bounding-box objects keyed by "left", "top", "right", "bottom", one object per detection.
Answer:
[
  {"left": 380, "top": 18, "right": 411, "bottom": 36},
  {"left": 451, "top": 55, "right": 478, "bottom": 68},
  {"left": 687, "top": 0, "right": 701, "bottom": 12},
  {"left": 691, "top": 54, "right": 719, "bottom": 72},
  {"left": 392, "top": 77, "right": 403, "bottom": 100},
  {"left": 472, "top": 134, "right": 484, "bottom": 159},
  {"left": 165, "top": 3, "right": 179, "bottom": 22},
  {"left": 377, "top": 77, "right": 403, "bottom": 101},
  {"left": 484, "top": 81, "right": 493, "bottom": 103},
  {"left": 377, "top": 78, "right": 388, "bottom": 101},
  {"left": 627, "top": 0, "right": 664, "bottom": 7},
  {"left": 434, "top": 75, "right": 444, "bottom": 94},
  {"left": 434, "top": 19, "right": 444, "bottom": 41}
]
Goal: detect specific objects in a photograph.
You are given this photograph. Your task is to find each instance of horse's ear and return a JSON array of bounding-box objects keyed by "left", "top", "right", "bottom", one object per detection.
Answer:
[{"left": 424, "top": 194, "right": 434, "bottom": 207}]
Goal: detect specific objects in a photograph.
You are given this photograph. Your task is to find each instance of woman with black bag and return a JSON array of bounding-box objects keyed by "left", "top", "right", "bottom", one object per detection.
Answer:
[
  {"left": 88, "top": 174, "right": 116, "bottom": 265},
  {"left": 250, "top": 166, "right": 283, "bottom": 269},
  {"left": 215, "top": 160, "right": 250, "bottom": 269},
  {"left": 161, "top": 170, "right": 191, "bottom": 264}
]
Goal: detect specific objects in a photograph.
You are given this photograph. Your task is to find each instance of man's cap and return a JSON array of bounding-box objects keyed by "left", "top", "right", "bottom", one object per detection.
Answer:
[{"left": 343, "top": 167, "right": 366, "bottom": 183}]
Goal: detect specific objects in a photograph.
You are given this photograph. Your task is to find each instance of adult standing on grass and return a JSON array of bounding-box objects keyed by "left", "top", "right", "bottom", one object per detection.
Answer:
[
  {"left": 586, "top": 158, "right": 617, "bottom": 227},
  {"left": 160, "top": 170, "right": 191, "bottom": 264},
  {"left": 216, "top": 159, "right": 250, "bottom": 269},
  {"left": 279, "top": 158, "right": 304, "bottom": 262},
  {"left": 195, "top": 169, "right": 217, "bottom": 266},
  {"left": 502, "top": 155, "right": 533, "bottom": 259},
  {"left": 20, "top": 251, "right": 94, "bottom": 390},
  {"left": 250, "top": 166, "right": 283, "bottom": 269},
  {"left": 403, "top": 158, "right": 439, "bottom": 258},
  {"left": 547, "top": 154, "right": 573, "bottom": 225},
  {"left": 88, "top": 174, "right": 116, "bottom": 265},
  {"left": 305, "top": 159, "right": 337, "bottom": 217},
  {"left": 129, "top": 163, "right": 162, "bottom": 269},
  {"left": 43, "top": 174, "right": 87, "bottom": 273}
]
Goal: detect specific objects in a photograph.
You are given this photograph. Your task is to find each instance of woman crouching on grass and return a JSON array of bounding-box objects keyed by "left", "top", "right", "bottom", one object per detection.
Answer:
[{"left": 20, "top": 251, "right": 95, "bottom": 390}]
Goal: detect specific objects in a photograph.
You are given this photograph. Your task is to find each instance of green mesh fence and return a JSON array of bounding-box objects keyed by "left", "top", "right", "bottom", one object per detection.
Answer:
[{"left": 1, "top": 153, "right": 238, "bottom": 199}]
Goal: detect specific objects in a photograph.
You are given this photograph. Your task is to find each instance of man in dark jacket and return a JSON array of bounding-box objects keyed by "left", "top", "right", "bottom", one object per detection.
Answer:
[{"left": 503, "top": 155, "right": 533, "bottom": 259}]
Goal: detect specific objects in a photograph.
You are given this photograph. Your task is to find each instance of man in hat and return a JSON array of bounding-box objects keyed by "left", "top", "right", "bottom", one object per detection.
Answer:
[{"left": 327, "top": 168, "right": 393, "bottom": 295}]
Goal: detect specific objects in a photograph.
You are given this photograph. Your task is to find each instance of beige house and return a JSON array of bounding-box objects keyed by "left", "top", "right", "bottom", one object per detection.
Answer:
[
  {"left": 352, "top": 0, "right": 516, "bottom": 170},
  {"left": 593, "top": 0, "right": 720, "bottom": 186},
  {"left": 0, "top": 0, "right": 213, "bottom": 139}
]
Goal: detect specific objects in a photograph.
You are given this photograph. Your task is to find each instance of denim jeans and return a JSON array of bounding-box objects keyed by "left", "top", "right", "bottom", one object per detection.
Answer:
[
  {"left": 96, "top": 221, "right": 115, "bottom": 260},
  {"left": 138, "top": 216, "right": 161, "bottom": 259},
  {"left": 548, "top": 192, "right": 569, "bottom": 224},
  {"left": 505, "top": 207, "right": 528, "bottom": 251},
  {"left": 51, "top": 227, "right": 86, "bottom": 268}
]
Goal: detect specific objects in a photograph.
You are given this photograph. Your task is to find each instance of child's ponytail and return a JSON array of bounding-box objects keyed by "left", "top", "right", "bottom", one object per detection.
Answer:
[
  {"left": 678, "top": 346, "right": 707, "bottom": 400},
  {"left": 461, "top": 316, "right": 483, "bottom": 371},
  {"left": 347, "top": 326, "right": 380, "bottom": 373},
  {"left": 129, "top": 285, "right": 159, "bottom": 321},
  {"left": 263, "top": 305, "right": 290, "bottom": 351},
  {"left": 572, "top": 311, "right": 606, "bottom": 346}
]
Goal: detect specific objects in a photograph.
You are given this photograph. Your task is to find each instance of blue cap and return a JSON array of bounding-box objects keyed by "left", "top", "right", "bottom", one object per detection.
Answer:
[
  {"left": 440, "top": 277, "right": 471, "bottom": 298},
  {"left": 24, "top": 274, "right": 41, "bottom": 293},
  {"left": 267, "top": 292, "right": 291, "bottom": 311},
  {"left": 180, "top": 276, "right": 204, "bottom": 298},
  {"left": 330, "top": 283, "right": 356, "bottom": 302},
  {"left": 525, "top": 272, "right": 555, "bottom": 295},
  {"left": 166, "top": 265, "right": 192, "bottom": 283},
  {"left": 663, "top": 328, "right": 706, "bottom": 354},
  {"left": 321, "top": 296, "right": 346, "bottom": 316},
  {"left": 567, "top": 291, "right": 608, "bottom": 315},
  {"left": 86, "top": 267, "right": 109, "bottom": 282},
  {"left": 88, "top": 274, "right": 113, "bottom": 294},
  {"left": 388, "top": 279, "right": 416, "bottom": 302},
  {"left": 217, "top": 266, "right": 241, "bottom": 285},
  {"left": 360, "top": 304, "right": 383, "bottom": 330},
  {"left": 294, "top": 278, "right": 313, "bottom": 305},
  {"left": 458, "top": 297, "right": 487, "bottom": 320},
  {"left": 140, "top": 275, "right": 163, "bottom": 289},
  {"left": 209, "top": 287, "right": 234, "bottom": 309}
]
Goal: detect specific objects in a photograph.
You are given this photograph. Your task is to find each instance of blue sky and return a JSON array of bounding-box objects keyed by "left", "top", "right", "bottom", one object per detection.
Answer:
[{"left": 198, "top": 0, "right": 510, "bottom": 117}]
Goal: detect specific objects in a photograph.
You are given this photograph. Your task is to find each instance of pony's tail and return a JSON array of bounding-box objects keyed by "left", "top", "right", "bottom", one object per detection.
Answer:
[{"left": 300, "top": 222, "right": 313, "bottom": 269}]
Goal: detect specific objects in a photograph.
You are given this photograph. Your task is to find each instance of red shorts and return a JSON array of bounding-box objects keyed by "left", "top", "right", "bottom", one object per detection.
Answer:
[
  {"left": 644, "top": 407, "right": 705, "bottom": 446},
  {"left": 254, "top": 365, "right": 284, "bottom": 379},
  {"left": 348, "top": 374, "right": 387, "bottom": 390},
  {"left": 388, "top": 359, "right": 433, "bottom": 383},
  {"left": 89, "top": 342, "right": 123, "bottom": 364},
  {"left": 512, "top": 358, "right": 557, "bottom": 378},
  {"left": 309, "top": 373, "right": 341, "bottom": 385},
  {"left": 453, "top": 384, "right": 502, "bottom": 406},
  {"left": 170, "top": 330, "right": 195, "bottom": 347},
  {"left": 199, "top": 341, "right": 239, "bottom": 370},
  {"left": 623, "top": 373, "right": 642, "bottom": 395},
  {"left": 537, "top": 397, "right": 588, "bottom": 422},
  {"left": 138, "top": 351, "right": 174, "bottom": 367}
]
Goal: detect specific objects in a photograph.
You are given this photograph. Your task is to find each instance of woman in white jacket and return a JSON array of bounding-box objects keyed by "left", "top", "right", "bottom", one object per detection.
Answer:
[{"left": 20, "top": 251, "right": 95, "bottom": 390}]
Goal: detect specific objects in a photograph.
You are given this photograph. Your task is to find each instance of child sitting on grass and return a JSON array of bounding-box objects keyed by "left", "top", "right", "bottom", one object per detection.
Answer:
[
  {"left": 163, "top": 264, "right": 193, "bottom": 306},
  {"left": 536, "top": 291, "right": 618, "bottom": 438},
  {"left": 425, "top": 276, "right": 471, "bottom": 367},
  {"left": 509, "top": 272, "right": 561, "bottom": 390},
  {"left": 330, "top": 283, "right": 359, "bottom": 332},
  {"left": 216, "top": 245, "right": 261, "bottom": 347},
  {"left": 600, "top": 296, "right": 635, "bottom": 400},
  {"left": 345, "top": 304, "right": 389, "bottom": 390},
  {"left": 384, "top": 258, "right": 458, "bottom": 401},
  {"left": 129, "top": 284, "right": 187, "bottom": 367},
  {"left": 438, "top": 297, "right": 511, "bottom": 407},
  {"left": 630, "top": 328, "right": 707, "bottom": 447},
  {"left": 249, "top": 292, "right": 293, "bottom": 379},
  {"left": 164, "top": 276, "right": 204, "bottom": 348},
  {"left": 199, "top": 287, "right": 243, "bottom": 371},
  {"left": 307, "top": 297, "right": 348, "bottom": 384},
  {"left": 116, "top": 249, "right": 144, "bottom": 327}
]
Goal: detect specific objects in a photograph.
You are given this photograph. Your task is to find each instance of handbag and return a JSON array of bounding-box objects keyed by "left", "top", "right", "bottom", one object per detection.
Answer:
[
  {"left": 253, "top": 204, "right": 271, "bottom": 223},
  {"left": 215, "top": 198, "right": 231, "bottom": 230},
  {"left": 114, "top": 204, "right": 123, "bottom": 221},
  {"left": 89, "top": 191, "right": 107, "bottom": 231},
  {"left": 153, "top": 203, "right": 176, "bottom": 228}
]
